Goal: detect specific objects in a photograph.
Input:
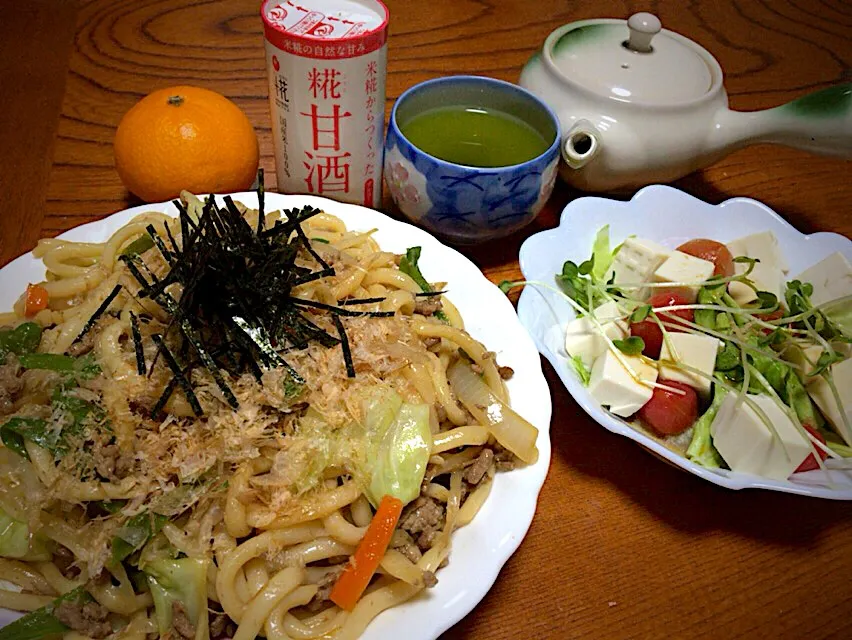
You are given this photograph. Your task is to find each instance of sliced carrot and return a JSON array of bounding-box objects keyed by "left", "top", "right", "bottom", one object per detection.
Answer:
[
  {"left": 24, "top": 284, "right": 49, "bottom": 317},
  {"left": 329, "top": 494, "right": 403, "bottom": 611}
]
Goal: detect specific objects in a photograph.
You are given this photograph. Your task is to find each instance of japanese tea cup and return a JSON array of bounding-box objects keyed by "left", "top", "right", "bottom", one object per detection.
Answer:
[{"left": 384, "top": 75, "right": 561, "bottom": 244}]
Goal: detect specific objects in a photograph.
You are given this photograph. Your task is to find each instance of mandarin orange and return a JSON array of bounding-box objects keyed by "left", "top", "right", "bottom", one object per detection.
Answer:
[{"left": 114, "top": 86, "right": 259, "bottom": 203}]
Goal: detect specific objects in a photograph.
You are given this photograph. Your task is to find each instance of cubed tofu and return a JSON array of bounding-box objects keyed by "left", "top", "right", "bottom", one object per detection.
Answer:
[
  {"left": 793, "top": 252, "right": 852, "bottom": 307},
  {"left": 563, "top": 300, "right": 628, "bottom": 368},
  {"left": 658, "top": 333, "right": 721, "bottom": 399},
  {"left": 784, "top": 341, "right": 851, "bottom": 377},
  {"left": 710, "top": 393, "right": 811, "bottom": 480},
  {"left": 726, "top": 230, "right": 789, "bottom": 273},
  {"left": 609, "top": 238, "right": 671, "bottom": 300},
  {"left": 726, "top": 231, "right": 786, "bottom": 303},
  {"left": 807, "top": 357, "right": 852, "bottom": 446},
  {"left": 588, "top": 349, "right": 658, "bottom": 417},
  {"left": 653, "top": 251, "right": 715, "bottom": 302}
]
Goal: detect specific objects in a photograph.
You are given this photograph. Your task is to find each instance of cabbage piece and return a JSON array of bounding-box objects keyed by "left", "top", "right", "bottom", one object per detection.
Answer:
[
  {"left": 448, "top": 361, "right": 539, "bottom": 465},
  {"left": 145, "top": 557, "right": 210, "bottom": 640},
  {"left": 362, "top": 387, "right": 403, "bottom": 443},
  {"left": 0, "top": 447, "right": 44, "bottom": 522},
  {"left": 0, "top": 506, "right": 50, "bottom": 561},
  {"left": 367, "top": 402, "right": 432, "bottom": 508}
]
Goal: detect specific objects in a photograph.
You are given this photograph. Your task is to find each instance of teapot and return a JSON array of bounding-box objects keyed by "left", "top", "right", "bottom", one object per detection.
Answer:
[{"left": 519, "top": 13, "right": 852, "bottom": 193}]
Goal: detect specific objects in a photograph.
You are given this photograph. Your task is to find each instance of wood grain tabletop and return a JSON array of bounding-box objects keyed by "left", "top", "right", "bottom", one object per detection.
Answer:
[{"left": 1, "top": 0, "right": 851, "bottom": 638}]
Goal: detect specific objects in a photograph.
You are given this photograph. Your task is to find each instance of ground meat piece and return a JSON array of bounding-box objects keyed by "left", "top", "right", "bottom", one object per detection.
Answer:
[
  {"left": 52, "top": 545, "right": 81, "bottom": 580},
  {"left": 494, "top": 445, "right": 520, "bottom": 472},
  {"left": 423, "top": 336, "right": 440, "bottom": 349},
  {"left": 171, "top": 601, "right": 196, "bottom": 639},
  {"left": 0, "top": 355, "right": 22, "bottom": 415},
  {"left": 400, "top": 496, "right": 445, "bottom": 552},
  {"left": 464, "top": 449, "right": 494, "bottom": 485},
  {"left": 54, "top": 601, "right": 112, "bottom": 639},
  {"left": 397, "top": 542, "right": 422, "bottom": 563},
  {"left": 414, "top": 297, "right": 443, "bottom": 317},
  {"left": 306, "top": 566, "right": 345, "bottom": 612},
  {"left": 66, "top": 331, "right": 95, "bottom": 357},
  {"left": 422, "top": 570, "right": 438, "bottom": 588},
  {"left": 209, "top": 612, "right": 228, "bottom": 639},
  {"left": 417, "top": 529, "right": 440, "bottom": 551},
  {"left": 498, "top": 365, "right": 514, "bottom": 380},
  {"left": 469, "top": 362, "right": 483, "bottom": 375}
]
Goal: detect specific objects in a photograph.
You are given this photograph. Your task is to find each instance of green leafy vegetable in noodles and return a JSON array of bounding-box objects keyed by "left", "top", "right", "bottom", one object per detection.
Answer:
[
  {"left": 399, "top": 246, "right": 450, "bottom": 323},
  {"left": 0, "top": 586, "right": 92, "bottom": 640},
  {"left": 0, "top": 323, "right": 42, "bottom": 360}
]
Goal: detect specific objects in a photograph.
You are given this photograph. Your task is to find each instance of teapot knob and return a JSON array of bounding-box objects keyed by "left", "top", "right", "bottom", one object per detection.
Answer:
[{"left": 626, "top": 12, "right": 661, "bottom": 53}]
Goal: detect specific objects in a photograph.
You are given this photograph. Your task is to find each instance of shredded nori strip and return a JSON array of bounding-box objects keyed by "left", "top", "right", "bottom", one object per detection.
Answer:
[
  {"left": 113, "top": 180, "right": 397, "bottom": 413},
  {"left": 145, "top": 224, "right": 174, "bottom": 265},
  {"left": 290, "top": 297, "right": 394, "bottom": 318},
  {"left": 150, "top": 376, "right": 179, "bottom": 419},
  {"left": 337, "top": 296, "right": 387, "bottom": 306},
  {"left": 129, "top": 312, "right": 146, "bottom": 375},
  {"left": 150, "top": 334, "right": 202, "bottom": 416},
  {"left": 414, "top": 290, "right": 446, "bottom": 297},
  {"left": 332, "top": 315, "right": 355, "bottom": 379},
  {"left": 70, "top": 284, "right": 122, "bottom": 347},
  {"left": 164, "top": 222, "right": 180, "bottom": 255},
  {"left": 256, "top": 168, "right": 265, "bottom": 236}
]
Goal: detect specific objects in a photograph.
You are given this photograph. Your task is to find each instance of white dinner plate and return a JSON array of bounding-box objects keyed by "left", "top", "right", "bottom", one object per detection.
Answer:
[
  {"left": 0, "top": 192, "right": 553, "bottom": 637},
  {"left": 517, "top": 184, "right": 852, "bottom": 500}
]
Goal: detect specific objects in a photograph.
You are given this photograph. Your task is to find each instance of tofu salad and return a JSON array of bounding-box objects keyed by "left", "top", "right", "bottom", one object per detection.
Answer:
[{"left": 508, "top": 227, "right": 852, "bottom": 482}]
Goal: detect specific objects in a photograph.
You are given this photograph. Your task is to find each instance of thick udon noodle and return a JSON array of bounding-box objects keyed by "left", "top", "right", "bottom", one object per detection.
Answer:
[{"left": 0, "top": 196, "right": 530, "bottom": 640}]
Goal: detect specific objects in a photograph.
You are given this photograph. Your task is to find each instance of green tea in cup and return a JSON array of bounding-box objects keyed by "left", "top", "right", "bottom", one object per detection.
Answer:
[{"left": 400, "top": 105, "right": 551, "bottom": 167}]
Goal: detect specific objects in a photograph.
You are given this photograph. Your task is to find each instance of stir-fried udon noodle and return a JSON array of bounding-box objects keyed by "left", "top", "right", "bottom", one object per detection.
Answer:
[{"left": 0, "top": 192, "right": 539, "bottom": 640}]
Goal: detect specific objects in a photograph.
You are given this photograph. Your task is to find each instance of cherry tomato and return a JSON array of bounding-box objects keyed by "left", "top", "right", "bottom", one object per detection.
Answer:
[
  {"left": 755, "top": 308, "right": 784, "bottom": 335},
  {"left": 677, "top": 238, "right": 734, "bottom": 277},
  {"left": 638, "top": 380, "right": 699, "bottom": 436},
  {"left": 794, "top": 425, "right": 828, "bottom": 473},
  {"left": 630, "top": 289, "right": 694, "bottom": 358}
]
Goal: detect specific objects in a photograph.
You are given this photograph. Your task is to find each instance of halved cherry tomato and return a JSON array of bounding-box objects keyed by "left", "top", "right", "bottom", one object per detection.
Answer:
[
  {"left": 24, "top": 284, "right": 49, "bottom": 317},
  {"left": 677, "top": 239, "right": 734, "bottom": 277},
  {"left": 795, "top": 425, "right": 828, "bottom": 473},
  {"left": 630, "top": 289, "right": 694, "bottom": 358},
  {"left": 755, "top": 308, "right": 784, "bottom": 334},
  {"left": 638, "top": 380, "right": 699, "bottom": 436}
]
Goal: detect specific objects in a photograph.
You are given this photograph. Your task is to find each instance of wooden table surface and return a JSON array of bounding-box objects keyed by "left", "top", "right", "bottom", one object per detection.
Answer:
[{"left": 1, "top": 0, "right": 851, "bottom": 638}]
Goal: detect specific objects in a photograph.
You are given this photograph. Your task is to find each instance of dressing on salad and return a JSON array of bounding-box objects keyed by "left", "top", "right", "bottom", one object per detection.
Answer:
[{"left": 505, "top": 227, "right": 852, "bottom": 482}]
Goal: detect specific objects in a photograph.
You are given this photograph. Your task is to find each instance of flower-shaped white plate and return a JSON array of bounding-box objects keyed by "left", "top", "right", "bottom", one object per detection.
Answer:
[
  {"left": 0, "top": 192, "right": 552, "bottom": 637},
  {"left": 518, "top": 184, "right": 852, "bottom": 500}
]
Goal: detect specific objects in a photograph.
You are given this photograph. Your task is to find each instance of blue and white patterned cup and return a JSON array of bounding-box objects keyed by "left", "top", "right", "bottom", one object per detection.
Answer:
[{"left": 384, "top": 76, "right": 561, "bottom": 244}]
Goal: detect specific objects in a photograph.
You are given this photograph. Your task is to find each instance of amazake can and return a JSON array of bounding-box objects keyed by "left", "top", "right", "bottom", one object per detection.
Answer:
[{"left": 262, "top": 0, "right": 389, "bottom": 209}]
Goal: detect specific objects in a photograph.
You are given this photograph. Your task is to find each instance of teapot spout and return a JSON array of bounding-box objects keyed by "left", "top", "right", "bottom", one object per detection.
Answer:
[
  {"left": 562, "top": 120, "right": 601, "bottom": 169},
  {"left": 711, "top": 84, "right": 852, "bottom": 158}
]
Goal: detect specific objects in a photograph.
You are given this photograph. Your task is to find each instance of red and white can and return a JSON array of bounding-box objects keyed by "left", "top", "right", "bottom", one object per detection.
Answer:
[{"left": 261, "top": 0, "right": 389, "bottom": 209}]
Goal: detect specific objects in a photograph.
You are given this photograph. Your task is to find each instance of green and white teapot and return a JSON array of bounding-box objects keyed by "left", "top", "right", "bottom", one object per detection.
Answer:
[{"left": 519, "top": 13, "right": 852, "bottom": 192}]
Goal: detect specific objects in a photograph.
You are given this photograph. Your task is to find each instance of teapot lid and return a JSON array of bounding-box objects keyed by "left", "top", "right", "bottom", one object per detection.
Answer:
[{"left": 546, "top": 13, "right": 716, "bottom": 104}]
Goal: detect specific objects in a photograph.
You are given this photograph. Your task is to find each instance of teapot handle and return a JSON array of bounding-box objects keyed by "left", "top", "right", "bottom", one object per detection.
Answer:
[
  {"left": 562, "top": 120, "right": 601, "bottom": 169},
  {"left": 714, "top": 84, "right": 852, "bottom": 158}
]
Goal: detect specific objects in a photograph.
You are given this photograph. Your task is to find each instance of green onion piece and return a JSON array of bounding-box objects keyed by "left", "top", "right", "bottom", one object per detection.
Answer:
[
  {"left": 120, "top": 234, "right": 155, "bottom": 258},
  {"left": 0, "top": 323, "right": 42, "bottom": 359},
  {"left": 0, "top": 587, "right": 91, "bottom": 640}
]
